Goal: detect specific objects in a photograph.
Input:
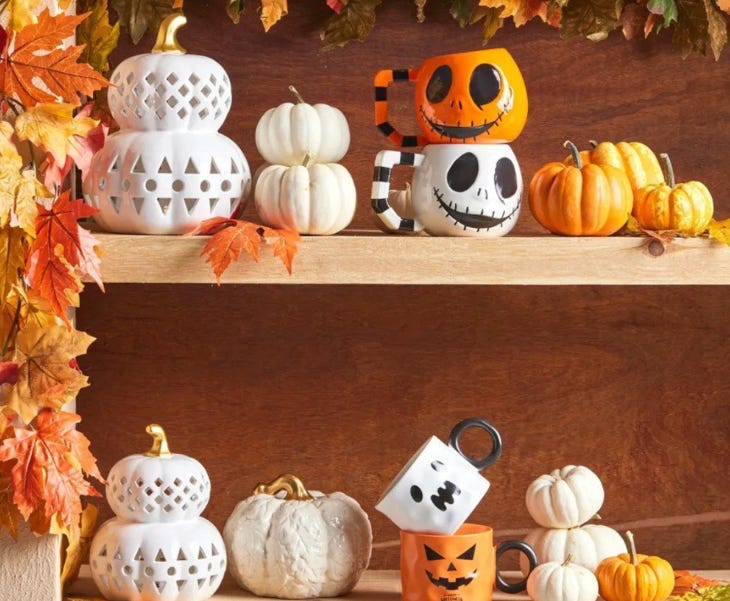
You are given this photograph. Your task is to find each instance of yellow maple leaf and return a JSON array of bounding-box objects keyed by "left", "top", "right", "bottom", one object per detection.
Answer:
[
  {"left": 14, "top": 103, "right": 98, "bottom": 169},
  {"left": 260, "top": 0, "right": 287, "bottom": 31},
  {"left": 479, "top": 0, "right": 548, "bottom": 26},
  {"left": 5, "top": 323, "right": 94, "bottom": 424},
  {"left": 4, "top": 285, "right": 59, "bottom": 335},
  {"left": 77, "top": 0, "right": 120, "bottom": 74},
  {"left": 0, "top": 228, "right": 26, "bottom": 305},
  {"left": 706, "top": 218, "right": 730, "bottom": 246},
  {"left": 1, "top": 0, "right": 43, "bottom": 32}
]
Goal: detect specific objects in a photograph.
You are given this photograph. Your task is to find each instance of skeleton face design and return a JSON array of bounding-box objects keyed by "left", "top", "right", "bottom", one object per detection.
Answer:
[
  {"left": 415, "top": 48, "right": 528, "bottom": 145},
  {"left": 413, "top": 145, "right": 522, "bottom": 237}
]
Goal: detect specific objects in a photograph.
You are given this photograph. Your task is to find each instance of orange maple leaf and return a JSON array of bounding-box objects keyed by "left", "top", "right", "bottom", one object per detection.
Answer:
[
  {"left": 263, "top": 227, "right": 300, "bottom": 275},
  {"left": 0, "top": 466, "right": 20, "bottom": 539},
  {"left": 0, "top": 10, "right": 109, "bottom": 108},
  {"left": 200, "top": 220, "right": 262, "bottom": 284},
  {"left": 26, "top": 191, "right": 98, "bottom": 321},
  {"left": 5, "top": 323, "right": 94, "bottom": 424},
  {"left": 0, "top": 409, "right": 102, "bottom": 540}
]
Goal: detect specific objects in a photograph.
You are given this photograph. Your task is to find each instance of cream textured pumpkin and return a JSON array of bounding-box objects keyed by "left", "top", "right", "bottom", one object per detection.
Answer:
[
  {"left": 526, "top": 465, "right": 604, "bottom": 529},
  {"left": 255, "top": 160, "right": 356, "bottom": 235},
  {"left": 223, "top": 474, "right": 372, "bottom": 599},
  {"left": 527, "top": 556, "right": 599, "bottom": 601},
  {"left": 256, "top": 86, "right": 350, "bottom": 166},
  {"left": 521, "top": 524, "right": 628, "bottom": 574}
]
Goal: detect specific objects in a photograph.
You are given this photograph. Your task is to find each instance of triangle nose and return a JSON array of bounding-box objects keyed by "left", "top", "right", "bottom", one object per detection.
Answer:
[{"left": 447, "top": 563, "right": 457, "bottom": 572}]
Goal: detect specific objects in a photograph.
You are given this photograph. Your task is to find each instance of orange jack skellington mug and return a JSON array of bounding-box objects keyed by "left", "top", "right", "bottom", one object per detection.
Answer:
[
  {"left": 401, "top": 524, "right": 537, "bottom": 601},
  {"left": 374, "top": 48, "right": 528, "bottom": 147}
]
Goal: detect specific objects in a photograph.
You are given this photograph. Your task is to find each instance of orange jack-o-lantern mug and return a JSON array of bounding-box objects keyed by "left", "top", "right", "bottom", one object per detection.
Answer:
[
  {"left": 374, "top": 49, "right": 528, "bottom": 147},
  {"left": 401, "top": 524, "right": 537, "bottom": 601}
]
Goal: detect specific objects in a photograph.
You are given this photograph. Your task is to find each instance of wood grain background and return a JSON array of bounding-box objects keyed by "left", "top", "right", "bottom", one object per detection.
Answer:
[{"left": 76, "top": 3, "right": 730, "bottom": 570}]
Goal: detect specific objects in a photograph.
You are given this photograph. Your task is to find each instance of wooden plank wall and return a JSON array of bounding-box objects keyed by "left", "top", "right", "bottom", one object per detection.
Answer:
[{"left": 76, "top": 3, "right": 730, "bottom": 570}]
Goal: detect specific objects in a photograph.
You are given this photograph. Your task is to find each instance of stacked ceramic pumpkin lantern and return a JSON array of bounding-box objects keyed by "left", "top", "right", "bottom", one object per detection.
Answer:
[
  {"left": 84, "top": 13, "right": 251, "bottom": 234},
  {"left": 253, "top": 86, "right": 356, "bottom": 235},
  {"left": 521, "top": 465, "right": 627, "bottom": 575},
  {"left": 89, "top": 425, "right": 226, "bottom": 601}
]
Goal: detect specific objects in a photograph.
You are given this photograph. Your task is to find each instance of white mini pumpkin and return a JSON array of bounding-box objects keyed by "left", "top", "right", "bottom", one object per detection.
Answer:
[
  {"left": 223, "top": 474, "right": 372, "bottom": 599},
  {"left": 255, "top": 86, "right": 350, "bottom": 166},
  {"left": 255, "top": 159, "right": 356, "bottom": 235},
  {"left": 526, "top": 465, "right": 604, "bottom": 528},
  {"left": 526, "top": 556, "right": 599, "bottom": 601},
  {"left": 520, "top": 524, "right": 627, "bottom": 574}
]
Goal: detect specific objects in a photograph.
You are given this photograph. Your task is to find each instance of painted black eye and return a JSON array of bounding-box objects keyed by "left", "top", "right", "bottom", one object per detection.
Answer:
[
  {"left": 426, "top": 65, "right": 452, "bottom": 104},
  {"left": 431, "top": 460, "right": 446, "bottom": 472},
  {"left": 410, "top": 485, "right": 423, "bottom": 503},
  {"left": 470, "top": 64, "right": 501, "bottom": 107},
  {"left": 457, "top": 544, "right": 476, "bottom": 560},
  {"left": 495, "top": 157, "right": 518, "bottom": 200},
  {"left": 447, "top": 152, "right": 479, "bottom": 192},
  {"left": 425, "top": 545, "right": 444, "bottom": 561}
]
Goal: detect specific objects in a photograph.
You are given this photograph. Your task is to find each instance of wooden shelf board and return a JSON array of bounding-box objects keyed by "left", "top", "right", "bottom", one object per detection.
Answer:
[
  {"left": 67, "top": 569, "right": 728, "bottom": 601},
  {"left": 88, "top": 233, "right": 729, "bottom": 286}
]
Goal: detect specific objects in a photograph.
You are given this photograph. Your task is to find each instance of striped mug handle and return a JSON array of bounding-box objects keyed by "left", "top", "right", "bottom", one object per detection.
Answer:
[
  {"left": 371, "top": 150, "right": 425, "bottom": 233},
  {"left": 374, "top": 68, "right": 427, "bottom": 148}
]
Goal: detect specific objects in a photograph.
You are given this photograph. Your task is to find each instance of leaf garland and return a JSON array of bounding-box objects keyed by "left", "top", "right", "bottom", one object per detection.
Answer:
[{"left": 0, "top": 3, "right": 107, "bottom": 544}]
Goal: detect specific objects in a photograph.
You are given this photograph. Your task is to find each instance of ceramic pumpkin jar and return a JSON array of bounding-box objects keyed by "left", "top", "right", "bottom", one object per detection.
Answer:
[
  {"left": 89, "top": 425, "right": 227, "bottom": 601},
  {"left": 223, "top": 473, "right": 372, "bottom": 599},
  {"left": 633, "top": 153, "right": 713, "bottom": 234},
  {"left": 84, "top": 13, "right": 251, "bottom": 234}
]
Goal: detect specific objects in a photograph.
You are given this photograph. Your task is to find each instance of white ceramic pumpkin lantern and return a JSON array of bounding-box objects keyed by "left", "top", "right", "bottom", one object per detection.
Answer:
[
  {"left": 256, "top": 86, "right": 350, "bottom": 166},
  {"left": 223, "top": 473, "right": 372, "bottom": 599},
  {"left": 525, "top": 465, "right": 604, "bottom": 529},
  {"left": 521, "top": 524, "right": 628, "bottom": 574},
  {"left": 90, "top": 425, "right": 226, "bottom": 601},
  {"left": 84, "top": 13, "right": 251, "bottom": 234},
  {"left": 526, "top": 556, "right": 599, "bottom": 601},
  {"left": 255, "top": 156, "right": 356, "bottom": 235}
]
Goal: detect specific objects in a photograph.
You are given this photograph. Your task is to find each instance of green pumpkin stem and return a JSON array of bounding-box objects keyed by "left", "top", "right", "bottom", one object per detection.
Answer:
[
  {"left": 289, "top": 85, "right": 305, "bottom": 104},
  {"left": 626, "top": 530, "right": 638, "bottom": 566},
  {"left": 659, "top": 153, "right": 675, "bottom": 187},
  {"left": 564, "top": 140, "right": 582, "bottom": 169}
]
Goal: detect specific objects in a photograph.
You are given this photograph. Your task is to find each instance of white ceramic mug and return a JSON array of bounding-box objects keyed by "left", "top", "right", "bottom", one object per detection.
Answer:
[
  {"left": 375, "top": 418, "right": 502, "bottom": 534},
  {"left": 371, "top": 144, "right": 522, "bottom": 237}
]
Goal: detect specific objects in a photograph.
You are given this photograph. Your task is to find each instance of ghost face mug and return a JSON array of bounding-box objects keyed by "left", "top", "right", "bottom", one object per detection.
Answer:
[
  {"left": 375, "top": 418, "right": 503, "bottom": 534},
  {"left": 374, "top": 48, "right": 528, "bottom": 147},
  {"left": 400, "top": 524, "right": 537, "bottom": 601},
  {"left": 371, "top": 144, "right": 522, "bottom": 236}
]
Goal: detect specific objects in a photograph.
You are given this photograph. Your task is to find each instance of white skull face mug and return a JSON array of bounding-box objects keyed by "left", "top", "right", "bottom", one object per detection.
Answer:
[
  {"left": 375, "top": 418, "right": 502, "bottom": 534},
  {"left": 372, "top": 144, "right": 522, "bottom": 236}
]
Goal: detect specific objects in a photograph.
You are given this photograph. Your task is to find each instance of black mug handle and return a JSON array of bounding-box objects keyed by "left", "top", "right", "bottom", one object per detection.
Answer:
[
  {"left": 495, "top": 540, "right": 537, "bottom": 594},
  {"left": 448, "top": 417, "right": 503, "bottom": 471}
]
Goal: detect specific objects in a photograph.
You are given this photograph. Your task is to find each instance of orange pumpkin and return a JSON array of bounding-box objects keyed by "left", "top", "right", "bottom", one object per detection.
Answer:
[
  {"left": 414, "top": 48, "right": 528, "bottom": 144},
  {"left": 596, "top": 531, "right": 674, "bottom": 601},
  {"left": 564, "top": 140, "right": 665, "bottom": 194},
  {"left": 633, "top": 153, "right": 713, "bottom": 235},
  {"left": 529, "top": 141, "right": 633, "bottom": 236}
]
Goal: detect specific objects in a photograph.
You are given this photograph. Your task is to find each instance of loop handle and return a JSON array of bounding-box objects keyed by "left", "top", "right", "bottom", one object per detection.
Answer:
[
  {"left": 374, "top": 68, "right": 426, "bottom": 148},
  {"left": 448, "top": 418, "right": 502, "bottom": 471},
  {"left": 371, "top": 149, "right": 424, "bottom": 233}
]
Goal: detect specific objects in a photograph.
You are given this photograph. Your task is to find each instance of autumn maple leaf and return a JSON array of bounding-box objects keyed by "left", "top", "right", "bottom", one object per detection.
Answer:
[
  {"left": 263, "top": 227, "right": 299, "bottom": 275},
  {"left": 0, "top": 409, "right": 102, "bottom": 540},
  {"left": 0, "top": 10, "right": 108, "bottom": 108},
  {"left": 200, "top": 220, "right": 263, "bottom": 284},
  {"left": 4, "top": 323, "right": 94, "bottom": 424}
]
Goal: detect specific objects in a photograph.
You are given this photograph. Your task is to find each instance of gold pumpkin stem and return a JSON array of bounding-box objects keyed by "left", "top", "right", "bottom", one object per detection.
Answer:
[
  {"left": 254, "top": 474, "right": 313, "bottom": 501},
  {"left": 302, "top": 152, "right": 314, "bottom": 168},
  {"left": 562, "top": 553, "right": 573, "bottom": 566},
  {"left": 589, "top": 140, "right": 599, "bottom": 148},
  {"left": 626, "top": 530, "right": 638, "bottom": 566},
  {"left": 564, "top": 140, "right": 582, "bottom": 169},
  {"left": 289, "top": 85, "right": 305, "bottom": 104},
  {"left": 659, "top": 153, "right": 675, "bottom": 187},
  {"left": 152, "top": 13, "right": 187, "bottom": 54},
  {"left": 144, "top": 424, "right": 172, "bottom": 457}
]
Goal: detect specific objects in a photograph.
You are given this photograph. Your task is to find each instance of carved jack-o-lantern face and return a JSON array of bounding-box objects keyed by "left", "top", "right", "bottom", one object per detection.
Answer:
[
  {"left": 423, "top": 542, "right": 479, "bottom": 590},
  {"left": 414, "top": 48, "right": 528, "bottom": 145}
]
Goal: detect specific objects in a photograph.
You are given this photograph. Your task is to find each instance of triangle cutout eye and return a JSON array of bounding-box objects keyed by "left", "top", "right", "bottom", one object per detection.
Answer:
[
  {"left": 457, "top": 544, "right": 476, "bottom": 560},
  {"left": 425, "top": 545, "right": 444, "bottom": 561}
]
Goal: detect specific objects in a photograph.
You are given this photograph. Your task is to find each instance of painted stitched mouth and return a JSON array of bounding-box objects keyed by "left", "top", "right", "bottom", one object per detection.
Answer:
[
  {"left": 434, "top": 187, "right": 519, "bottom": 231},
  {"left": 420, "top": 106, "right": 506, "bottom": 140},
  {"left": 426, "top": 570, "right": 478, "bottom": 590}
]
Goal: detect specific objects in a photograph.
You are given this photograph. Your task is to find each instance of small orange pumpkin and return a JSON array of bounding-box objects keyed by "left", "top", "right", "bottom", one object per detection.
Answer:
[
  {"left": 564, "top": 140, "right": 665, "bottom": 195},
  {"left": 529, "top": 140, "right": 633, "bottom": 236},
  {"left": 596, "top": 531, "right": 674, "bottom": 601},
  {"left": 633, "top": 153, "right": 714, "bottom": 235}
]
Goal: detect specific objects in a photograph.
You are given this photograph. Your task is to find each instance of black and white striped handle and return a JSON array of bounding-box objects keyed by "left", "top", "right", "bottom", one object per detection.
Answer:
[{"left": 371, "top": 150, "right": 425, "bottom": 233}]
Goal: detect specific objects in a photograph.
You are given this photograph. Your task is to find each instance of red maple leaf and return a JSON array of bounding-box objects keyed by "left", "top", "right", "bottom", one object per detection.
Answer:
[{"left": 0, "top": 409, "right": 102, "bottom": 539}]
